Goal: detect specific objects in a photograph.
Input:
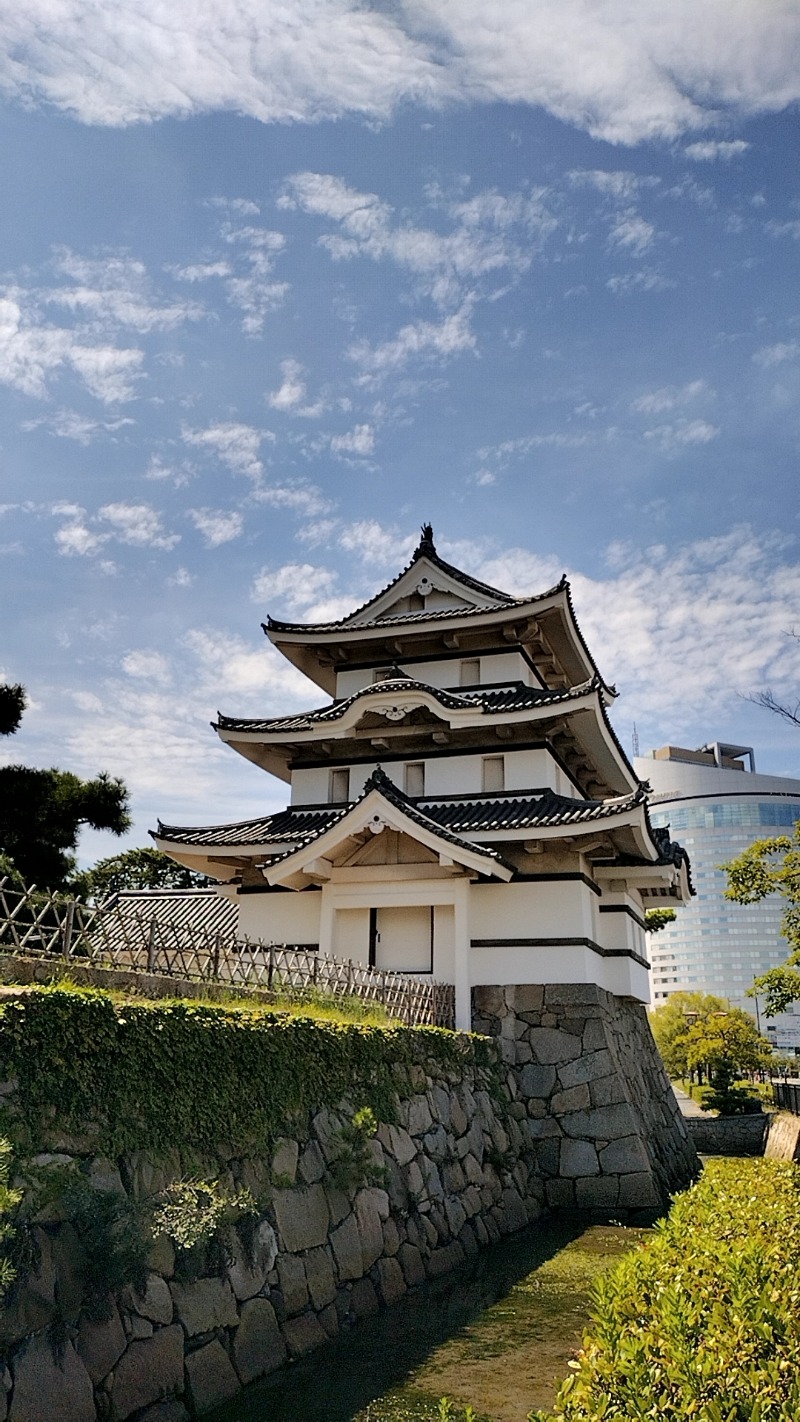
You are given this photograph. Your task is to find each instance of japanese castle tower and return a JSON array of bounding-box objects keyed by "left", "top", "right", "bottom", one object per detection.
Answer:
[
  {"left": 156, "top": 526, "right": 698, "bottom": 1207},
  {"left": 156, "top": 526, "right": 691, "bottom": 1033}
]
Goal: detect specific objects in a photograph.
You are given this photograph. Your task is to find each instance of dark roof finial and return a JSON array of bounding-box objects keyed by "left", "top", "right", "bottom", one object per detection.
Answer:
[{"left": 413, "top": 522, "right": 436, "bottom": 561}]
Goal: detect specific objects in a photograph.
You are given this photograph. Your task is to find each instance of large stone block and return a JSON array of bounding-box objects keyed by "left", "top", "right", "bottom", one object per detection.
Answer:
[
  {"left": 560, "top": 1139, "right": 600, "bottom": 1178},
  {"left": 329, "top": 1213, "right": 362, "bottom": 1282},
  {"left": 528, "top": 1028, "right": 584, "bottom": 1064},
  {"left": 575, "top": 1175, "right": 620, "bottom": 1208},
  {"left": 273, "top": 1183, "right": 329, "bottom": 1252},
  {"left": 123, "top": 1272, "right": 173, "bottom": 1325},
  {"left": 398, "top": 1242, "right": 426, "bottom": 1288},
  {"left": 170, "top": 1277, "right": 239, "bottom": 1336},
  {"left": 304, "top": 1246, "right": 337, "bottom": 1309},
  {"left": 110, "top": 1325, "right": 184, "bottom": 1421},
  {"left": 271, "top": 1137, "right": 299, "bottom": 1184},
  {"left": 377, "top": 1256, "right": 406, "bottom": 1305},
  {"left": 233, "top": 1298, "right": 286, "bottom": 1385},
  {"left": 556, "top": 1049, "right": 614, "bottom": 1090},
  {"left": 282, "top": 1311, "right": 329, "bottom": 1357},
  {"left": 76, "top": 1301, "right": 127, "bottom": 1383},
  {"left": 618, "top": 1172, "right": 661, "bottom": 1209},
  {"left": 518, "top": 1062, "right": 557, "bottom": 1097},
  {"left": 277, "top": 1254, "right": 309, "bottom": 1314},
  {"left": 10, "top": 1337, "right": 94, "bottom": 1422},
  {"left": 226, "top": 1219, "right": 277, "bottom": 1301},
  {"left": 377, "top": 1123, "right": 417, "bottom": 1166},
  {"left": 561, "top": 1103, "right": 639, "bottom": 1141},
  {"left": 599, "top": 1135, "right": 651, "bottom": 1176},
  {"left": 185, "top": 1339, "right": 240, "bottom": 1415},
  {"left": 355, "top": 1190, "right": 384, "bottom": 1271}
]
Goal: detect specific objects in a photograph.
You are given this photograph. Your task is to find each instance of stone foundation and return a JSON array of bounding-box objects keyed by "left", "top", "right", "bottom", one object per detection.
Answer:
[
  {"left": 472, "top": 983, "right": 699, "bottom": 1213},
  {"left": 0, "top": 1049, "right": 542, "bottom": 1420}
]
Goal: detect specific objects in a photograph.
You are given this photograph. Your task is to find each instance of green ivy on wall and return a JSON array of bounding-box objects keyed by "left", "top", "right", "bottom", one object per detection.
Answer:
[{"left": 0, "top": 988, "right": 503, "bottom": 1160}]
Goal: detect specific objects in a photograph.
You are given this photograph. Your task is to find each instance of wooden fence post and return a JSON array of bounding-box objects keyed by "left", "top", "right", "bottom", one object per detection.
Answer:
[
  {"left": 213, "top": 934, "right": 221, "bottom": 981},
  {"left": 147, "top": 918, "right": 157, "bottom": 974},
  {"left": 62, "top": 900, "right": 75, "bottom": 959}
]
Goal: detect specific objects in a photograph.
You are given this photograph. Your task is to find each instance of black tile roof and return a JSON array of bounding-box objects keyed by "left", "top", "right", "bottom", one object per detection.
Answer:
[
  {"left": 261, "top": 767, "right": 515, "bottom": 876},
  {"left": 155, "top": 779, "right": 647, "bottom": 849},
  {"left": 215, "top": 676, "right": 598, "bottom": 735}
]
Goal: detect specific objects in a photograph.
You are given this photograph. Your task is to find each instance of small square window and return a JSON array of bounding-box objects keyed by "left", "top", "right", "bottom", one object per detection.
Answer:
[
  {"left": 329, "top": 768, "right": 350, "bottom": 803},
  {"left": 482, "top": 756, "right": 504, "bottom": 793},
  {"left": 460, "top": 658, "right": 480, "bottom": 686},
  {"left": 372, "top": 668, "right": 392, "bottom": 683},
  {"left": 404, "top": 762, "right": 425, "bottom": 797}
]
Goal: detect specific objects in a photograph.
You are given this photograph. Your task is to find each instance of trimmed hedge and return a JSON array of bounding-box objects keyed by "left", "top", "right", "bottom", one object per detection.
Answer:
[
  {"left": 0, "top": 986, "right": 498, "bottom": 1158},
  {"left": 533, "top": 1158, "right": 800, "bottom": 1422}
]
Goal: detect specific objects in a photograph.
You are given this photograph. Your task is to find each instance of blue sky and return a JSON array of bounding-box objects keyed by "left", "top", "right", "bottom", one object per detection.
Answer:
[{"left": 1, "top": 1, "right": 800, "bottom": 863}]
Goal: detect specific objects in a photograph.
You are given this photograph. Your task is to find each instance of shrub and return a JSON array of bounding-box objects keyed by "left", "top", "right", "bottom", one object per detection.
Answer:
[{"left": 532, "top": 1159, "right": 800, "bottom": 1422}]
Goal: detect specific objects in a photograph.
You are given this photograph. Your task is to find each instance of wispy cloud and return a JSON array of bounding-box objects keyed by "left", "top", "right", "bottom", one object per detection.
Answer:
[
  {"left": 52, "top": 500, "right": 180, "bottom": 555},
  {"left": 182, "top": 422, "right": 273, "bottom": 480},
  {"left": 631, "top": 379, "right": 710, "bottom": 414},
  {"left": 2, "top": 3, "right": 799, "bottom": 145},
  {"left": 280, "top": 172, "right": 554, "bottom": 307},
  {"left": 187, "top": 507, "right": 244, "bottom": 547},
  {"left": 643, "top": 418, "right": 720, "bottom": 451},
  {"left": 684, "top": 140, "right": 751, "bottom": 161},
  {"left": 349, "top": 304, "right": 476, "bottom": 380},
  {"left": 752, "top": 342, "right": 799, "bottom": 368}
]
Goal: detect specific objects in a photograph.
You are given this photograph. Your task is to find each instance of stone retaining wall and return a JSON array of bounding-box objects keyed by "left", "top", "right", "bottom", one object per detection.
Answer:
[
  {"left": 764, "top": 1110, "right": 800, "bottom": 1161},
  {"left": 472, "top": 983, "right": 699, "bottom": 1212},
  {"left": 684, "top": 1113, "right": 768, "bottom": 1156},
  {"left": 0, "top": 1048, "right": 542, "bottom": 1421}
]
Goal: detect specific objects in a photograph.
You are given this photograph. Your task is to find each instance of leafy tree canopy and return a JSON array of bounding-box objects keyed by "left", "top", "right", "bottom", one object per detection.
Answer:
[
  {"left": 650, "top": 991, "right": 771, "bottom": 1084},
  {"left": 0, "top": 682, "right": 130, "bottom": 891},
  {"left": 645, "top": 907, "right": 677, "bottom": 933},
  {"left": 723, "top": 822, "right": 800, "bottom": 1015},
  {"left": 71, "top": 847, "right": 210, "bottom": 903},
  {"left": 650, "top": 991, "right": 730, "bottom": 1080},
  {"left": 0, "top": 684, "right": 26, "bottom": 737}
]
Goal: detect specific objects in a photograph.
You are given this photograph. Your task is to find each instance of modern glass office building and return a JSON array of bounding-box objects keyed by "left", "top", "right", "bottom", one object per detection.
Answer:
[{"left": 634, "top": 742, "right": 800, "bottom": 1050}]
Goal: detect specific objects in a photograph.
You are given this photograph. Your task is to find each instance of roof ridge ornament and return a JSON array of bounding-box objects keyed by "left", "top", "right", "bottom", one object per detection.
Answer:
[{"left": 412, "top": 522, "right": 436, "bottom": 561}]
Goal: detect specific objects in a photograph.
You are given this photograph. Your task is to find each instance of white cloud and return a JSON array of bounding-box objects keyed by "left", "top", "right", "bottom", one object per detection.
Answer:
[
  {"left": 606, "top": 268, "right": 676, "bottom": 294},
  {"left": 21, "top": 408, "right": 134, "bottom": 443},
  {"left": 251, "top": 562, "right": 337, "bottom": 616},
  {"left": 608, "top": 213, "right": 655, "bottom": 255},
  {"left": 349, "top": 304, "right": 476, "bottom": 379},
  {"left": 182, "top": 422, "right": 273, "bottom": 480},
  {"left": 752, "top": 342, "right": 799, "bottom": 368},
  {"left": 187, "top": 507, "right": 244, "bottom": 547},
  {"left": 121, "top": 649, "right": 172, "bottom": 683},
  {"left": 0, "top": 292, "right": 144, "bottom": 403},
  {"left": 1, "top": 3, "right": 799, "bottom": 145},
  {"left": 45, "top": 249, "right": 204, "bottom": 333},
  {"left": 252, "top": 484, "right": 333, "bottom": 518},
  {"left": 99, "top": 502, "right": 181, "bottom": 549},
  {"left": 171, "top": 261, "right": 232, "bottom": 282},
  {"left": 281, "top": 172, "right": 554, "bottom": 307},
  {"left": 631, "top": 379, "right": 709, "bottom": 413},
  {"left": 330, "top": 423, "right": 375, "bottom": 457},
  {"left": 684, "top": 139, "right": 751, "bottom": 161},
  {"left": 266, "top": 360, "right": 330, "bottom": 418},
  {"left": 55, "top": 513, "right": 107, "bottom": 558},
  {"left": 473, "top": 525, "right": 800, "bottom": 736},
  {"left": 267, "top": 358, "right": 306, "bottom": 411},
  {"left": 643, "top": 418, "right": 720, "bottom": 451}
]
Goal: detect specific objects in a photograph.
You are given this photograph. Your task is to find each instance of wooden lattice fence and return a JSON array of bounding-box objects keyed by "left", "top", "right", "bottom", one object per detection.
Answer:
[{"left": 0, "top": 879, "right": 455, "bottom": 1029}]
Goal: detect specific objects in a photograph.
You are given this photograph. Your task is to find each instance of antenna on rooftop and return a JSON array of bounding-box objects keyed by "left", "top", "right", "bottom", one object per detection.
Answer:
[{"left": 632, "top": 723, "right": 640, "bottom": 758}]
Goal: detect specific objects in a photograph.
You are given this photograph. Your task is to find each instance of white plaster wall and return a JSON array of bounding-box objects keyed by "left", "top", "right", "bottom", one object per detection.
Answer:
[
  {"left": 434, "top": 904, "right": 455, "bottom": 981},
  {"left": 471, "top": 880, "right": 595, "bottom": 941},
  {"left": 335, "top": 649, "right": 538, "bottom": 698},
  {"left": 470, "top": 942, "right": 647, "bottom": 1000},
  {"left": 237, "top": 890, "right": 322, "bottom": 945},
  {"left": 290, "top": 767, "right": 332, "bottom": 804},
  {"left": 332, "top": 907, "right": 371, "bottom": 963}
]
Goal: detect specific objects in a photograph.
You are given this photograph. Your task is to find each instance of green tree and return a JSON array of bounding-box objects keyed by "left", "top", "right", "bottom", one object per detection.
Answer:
[
  {"left": 650, "top": 991, "right": 729, "bottom": 1081},
  {"left": 0, "top": 683, "right": 130, "bottom": 890},
  {"left": 0, "top": 684, "right": 26, "bottom": 737},
  {"left": 70, "top": 847, "right": 209, "bottom": 903},
  {"left": 645, "top": 907, "right": 677, "bottom": 933},
  {"left": 723, "top": 821, "right": 800, "bottom": 1015}
]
